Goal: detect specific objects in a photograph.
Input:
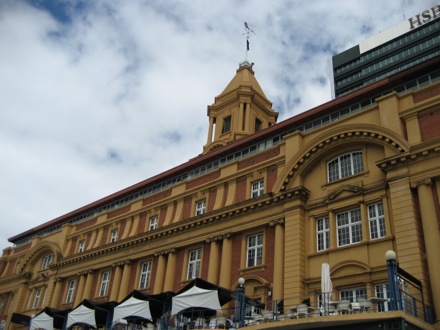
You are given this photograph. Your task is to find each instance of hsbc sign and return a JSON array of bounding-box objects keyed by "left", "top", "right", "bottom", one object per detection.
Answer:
[{"left": 408, "top": 5, "right": 440, "bottom": 29}]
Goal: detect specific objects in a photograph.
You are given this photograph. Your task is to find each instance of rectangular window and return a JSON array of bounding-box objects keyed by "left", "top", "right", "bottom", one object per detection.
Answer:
[
  {"left": 99, "top": 271, "right": 111, "bottom": 297},
  {"left": 33, "top": 288, "right": 42, "bottom": 308},
  {"left": 251, "top": 180, "right": 264, "bottom": 198},
  {"left": 222, "top": 116, "right": 231, "bottom": 134},
  {"left": 78, "top": 240, "right": 85, "bottom": 253},
  {"left": 368, "top": 202, "right": 386, "bottom": 239},
  {"left": 187, "top": 249, "right": 201, "bottom": 279},
  {"left": 255, "top": 118, "right": 262, "bottom": 132},
  {"left": 195, "top": 200, "right": 206, "bottom": 216},
  {"left": 317, "top": 217, "right": 330, "bottom": 251},
  {"left": 375, "top": 284, "right": 390, "bottom": 312},
  {"left": 139, "top": 261, "right": 152, "bottom": 289},
  {"left": 339, "top": 287, "right": 367, "bottom": 302},
  {"left": 41, "top": 254, "right": 53, "bottom": 270},
  {"left": 110, "top": 229, "right": 118, "bottom": 243},
  {"left": 66, "top": 279, "right": 76, "bottom": 303},
  {"left": 149, "top": 216, "right": 158, "bottom": 231},
  {"left": 247, "top": 233, "right": 263, "bottom": 267},
  {"left": 337, "top": 208, "right": 362, "bottom": 246},
  {"left": 328, "top": 151, "right": 363, "bottom": 182}
]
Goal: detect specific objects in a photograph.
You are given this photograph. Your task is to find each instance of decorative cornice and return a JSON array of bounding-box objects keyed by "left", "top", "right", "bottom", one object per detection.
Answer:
[
  {"left": 377, "top": 144, "right": 440, "bottom": 172},
  {"left": 0, "top": 272, "right": 32, "bottom": 285},
  {"left": 53, "top": 186, "right": 308, "bottom": 267}
]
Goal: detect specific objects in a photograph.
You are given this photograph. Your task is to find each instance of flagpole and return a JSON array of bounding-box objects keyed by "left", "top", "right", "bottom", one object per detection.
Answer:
[{"left": 243, "top": 22, "right": 255, "bottom": 64}]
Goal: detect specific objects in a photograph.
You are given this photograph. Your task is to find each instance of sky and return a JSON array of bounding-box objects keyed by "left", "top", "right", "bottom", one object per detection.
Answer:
[{"left": 0, "top": 0, "right": 437, "bottom": 249}]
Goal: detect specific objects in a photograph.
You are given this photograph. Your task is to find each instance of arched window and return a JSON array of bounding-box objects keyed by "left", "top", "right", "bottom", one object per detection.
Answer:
[{"left": 327, "top": 151, "right": 363, "bottom": 182}]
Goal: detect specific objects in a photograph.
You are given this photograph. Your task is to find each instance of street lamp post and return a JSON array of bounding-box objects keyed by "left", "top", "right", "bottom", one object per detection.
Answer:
[
  {"left": 236, "top": 277, "right": 246, "bottom": 328},
  {"left": 386, "top": 250, "right": 402, "bottom": 311}
]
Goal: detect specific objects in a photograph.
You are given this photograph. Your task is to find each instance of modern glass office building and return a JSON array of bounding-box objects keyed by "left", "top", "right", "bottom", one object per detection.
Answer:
[{"left": 332, "top": 4, "right": 440, "bottom": 98}]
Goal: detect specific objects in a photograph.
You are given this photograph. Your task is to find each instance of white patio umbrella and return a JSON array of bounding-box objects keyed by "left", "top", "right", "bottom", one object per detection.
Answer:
[{"left": 321, "top": 263, "right": 333, "bottom": 315}]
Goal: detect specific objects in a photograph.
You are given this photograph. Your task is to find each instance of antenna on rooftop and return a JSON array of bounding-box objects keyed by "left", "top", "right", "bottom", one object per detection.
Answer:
[{"left": 243, "top": 22, "right": 256, "bottom": 62}]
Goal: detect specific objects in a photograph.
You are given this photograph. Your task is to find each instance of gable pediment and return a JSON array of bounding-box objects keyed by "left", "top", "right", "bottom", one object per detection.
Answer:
[{"left": 324, "top": 183, "right": 364, "bottom": 203}]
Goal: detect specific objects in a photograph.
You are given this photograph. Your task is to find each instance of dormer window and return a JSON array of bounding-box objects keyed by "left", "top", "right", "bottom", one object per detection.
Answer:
[
  {"left": 149, "top": 216, "right": 158, "bottom": 231},
  {"left": 41, "top": 254, "right": 53, "bottom": 270},
  {"left": 222, "top": 116, "right": 231, "bottom": 134},
  {"left": 327, "top": 151, "right": 363, "bottom": 182},
  {"left": 110, "top": 229, "right": 118, "bottom": 243}
]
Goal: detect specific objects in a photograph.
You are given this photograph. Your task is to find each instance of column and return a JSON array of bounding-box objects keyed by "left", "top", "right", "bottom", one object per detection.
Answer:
[
  {"left": 118, "top": 261, "right": 132, "bottom": 301},
  {"left": 283, "top": 202, "right": 306, "bottom": 301},
  {"left": 110, "top": 264, "right": 123, "bottom": 301},
  {"left": 271, "top": 219, "right": 285, "bottom": 302},
  {"left": 129, "top": 215, "right": 140, "bottom": 236},
  {"left": 83, "top": 270, "right": 95, "bottom": 300},
  {"left": 207, "top": 239, "right": 220, "bottom": 284},
  {"left": 163, "top": 250, "right": 177, "bottom": 292},
  {"left": 154, "top": 254, "right": 167, "bottom": 294},
  {"left": 328, "top": 210, "right": 337, "bottom": 249},
  {"left": 74, "top": 273, "right": 86, "bottom": 306},
  {"left": 219, "top": 235, "right": 232, "bottom": 290},
  {"left": 50, "top": 278, "right": 62, "bottom": 308},
  {"left": 219, "top": 235, "right": 233, "bottom": 314},
  {"left": 413, "top": 179, "right": 440, "bottom": 323},
  {"left": 360, "top": 202, "right": 369, "bottom": 242},
  {"left": 207, "top": 117, "right": 214, "bottom": 144}
]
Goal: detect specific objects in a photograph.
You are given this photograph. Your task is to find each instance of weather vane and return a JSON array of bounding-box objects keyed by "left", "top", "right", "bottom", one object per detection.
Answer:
[{"left": 243, "top": 22, "right": 255, "bottom": 61}]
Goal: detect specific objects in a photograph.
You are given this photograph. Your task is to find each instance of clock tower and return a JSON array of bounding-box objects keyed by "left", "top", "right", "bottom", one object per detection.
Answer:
[{"left": 203, "top": 61, "right": 278, "bottom": 154}]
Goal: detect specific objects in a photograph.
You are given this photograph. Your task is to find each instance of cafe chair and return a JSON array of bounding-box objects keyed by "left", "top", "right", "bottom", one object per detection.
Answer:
[
  {"left": 359, "top": 300, "right": 372, "bottom": 313},
  {"left": 336, "top": 301, "right": 351, "bottom": 314},
  {"left": 350, "top": 302, "right": 361, "bottom": 313},
  {"left": 309, "top": 310, "right": 321, "bottom": 317},
  {"left": 328, "top": 304, "right": 337, "bottom": 315},
  {"left": 295, "top": 304, "right": 309, "bottom": 318},
  {"left": 216, "top": 316, "right": 227, "bottom": 329},
  {"left": 286, "top": 311, "right": 295, "bottom": 319},
  {"left": 261, "top": 309, "right": 273, "bottom": 322}
]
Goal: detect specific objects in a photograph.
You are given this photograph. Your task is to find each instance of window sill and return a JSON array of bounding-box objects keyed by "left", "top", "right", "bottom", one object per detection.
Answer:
[
  {"left": 309, "top": 236, "right": 393, "bottom": 257},
  {"left": 321, "top": 171, "right": 369, "bottom": 189},
  {"left": 239, "top": 264, "right": 266, "bottom": 275}
]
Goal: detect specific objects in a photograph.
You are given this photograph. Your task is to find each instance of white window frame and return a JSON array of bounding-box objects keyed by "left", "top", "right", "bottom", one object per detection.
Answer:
[
  {"left": 33, "top": 287, "right": 42, "bottom": 308},
  {"left": 149, "top": 216, "right": 158, "bottom": 231},
  {"left": 251, "top": 180, "right": 264, "bottom": 198},
  {"left": 327, "top": 151, "right": 363, "bottom": 182},
  {"left": 195, "top": 200, "right": 206, "bottom": 216},
  {"left": 375, "top": 284, "right": 390, "bottom": 311},
  {"left": 41, "top": 254, "right": 53, "bottom": 270},
  {"left": 66, "top": 279, "right": 76, "bottom": 303},
  {"left": 247, "top": 233, "right": 263, "bottom": 267},
  {"left": 339, "top": 287, "right": 367, "bottom": 302},
  {"left": 78, "top": 240, "right": 86, "bottom": 253},
  {"left": 139, "top": 261, "right": 152, "bottom": 289},
  {"left": 368, "top": 202, "right": 386, "bottom": 239},
  {"left": 336, "top": 208, "right": 362, "bottom": 247},
  {"left": 317, "top": 217, "right": 330, "bottom": 251},
  {"left": 110, "top": 229, "right": 118, "bottom": 243},
  {"left": 99, "top": 271, "right": 111, "bottom": 297},
  {"left": 187, "top": 249, "right": 201, "bottom": 279}
]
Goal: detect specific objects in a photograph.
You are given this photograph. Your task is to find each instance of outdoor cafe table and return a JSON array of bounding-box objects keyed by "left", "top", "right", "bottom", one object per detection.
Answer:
[
  {"left": 290, "top": 306, "right": 316, "bottom": 312},
  {"left": 367, "top": 297, "right": 387, "bottom": 311}
]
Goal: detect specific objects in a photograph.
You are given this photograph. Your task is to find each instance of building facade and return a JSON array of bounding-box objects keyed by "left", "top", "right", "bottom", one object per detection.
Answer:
[
  {"left": 1, "top": 56, "right": 440, "bottom": 329},
  {"left": 331, "top": 4, "right": 440, "bottom": 98}
]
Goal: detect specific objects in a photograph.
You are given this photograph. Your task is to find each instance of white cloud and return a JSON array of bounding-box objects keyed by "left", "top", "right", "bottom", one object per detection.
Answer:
[{"left": 0, "top": 0, "right": 437, "bottom": 248}]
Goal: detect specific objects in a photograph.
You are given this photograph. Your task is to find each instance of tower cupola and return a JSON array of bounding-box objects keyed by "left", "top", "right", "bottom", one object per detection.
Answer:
[{"left": 203, "top": 62, "right": 278, "bottom": 154}]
